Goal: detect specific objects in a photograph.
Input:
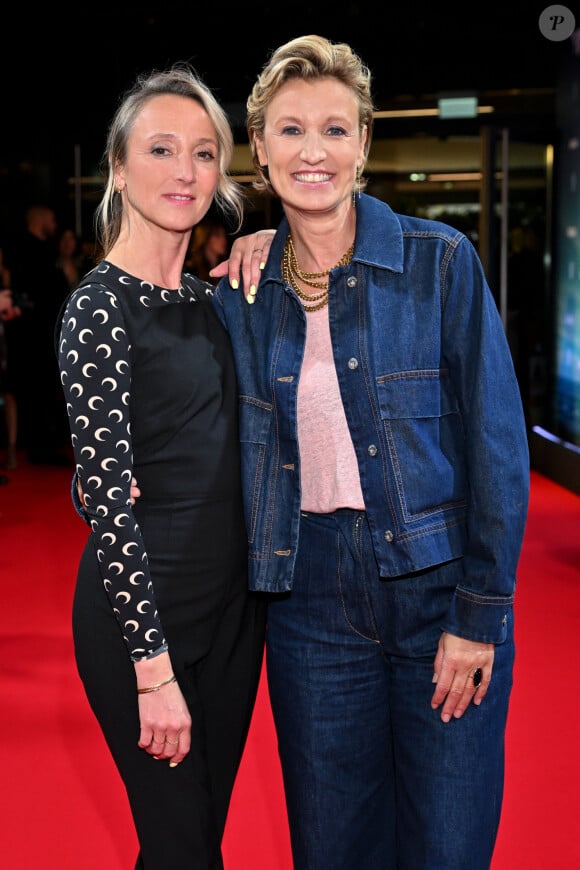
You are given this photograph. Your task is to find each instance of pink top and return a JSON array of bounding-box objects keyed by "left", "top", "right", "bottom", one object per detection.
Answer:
[{"left": 297, "top": 307, "right": 365, "bottom": 513}]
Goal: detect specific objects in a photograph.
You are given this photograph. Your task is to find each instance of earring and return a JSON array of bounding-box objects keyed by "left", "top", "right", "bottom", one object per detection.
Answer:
[{"left": 352, "top": 169, "right": 361, "bottom": 207}]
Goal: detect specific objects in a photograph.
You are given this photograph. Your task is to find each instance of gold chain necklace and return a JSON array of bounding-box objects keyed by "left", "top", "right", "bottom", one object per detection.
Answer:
[{"left": 282, "top": 235, "right": 354, "bottom": 312}]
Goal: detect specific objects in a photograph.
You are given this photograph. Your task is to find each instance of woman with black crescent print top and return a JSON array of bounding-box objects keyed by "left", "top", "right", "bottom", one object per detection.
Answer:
[{"left": 56, "top": 64, "right": 273, "bottom": 870}]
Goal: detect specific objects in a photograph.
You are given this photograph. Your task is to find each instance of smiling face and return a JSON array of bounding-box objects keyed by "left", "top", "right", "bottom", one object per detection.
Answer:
[
  {"left": 115, "top": 94, "right": 220, "bottom": 236},
  {"left": 254, "top": 76, "right": 367, "bottom": 218}
]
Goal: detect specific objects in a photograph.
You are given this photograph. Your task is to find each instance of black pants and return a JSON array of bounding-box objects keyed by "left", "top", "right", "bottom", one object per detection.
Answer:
[{"left": 73, "top": 496, "right": 266, "bottom": 870}]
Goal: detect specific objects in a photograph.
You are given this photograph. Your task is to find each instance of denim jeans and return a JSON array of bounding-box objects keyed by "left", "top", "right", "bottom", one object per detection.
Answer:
[{"left": 266, "top": 509, "right": 514, "bottom": 870}]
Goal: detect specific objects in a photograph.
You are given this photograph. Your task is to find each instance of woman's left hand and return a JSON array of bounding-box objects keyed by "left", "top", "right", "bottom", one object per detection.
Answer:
[
  {"left": 209, "top": 229, "right": 275, "bottom": 303},
  {"left": 431, "top": 631, "right": 494, "bottom": 722}
]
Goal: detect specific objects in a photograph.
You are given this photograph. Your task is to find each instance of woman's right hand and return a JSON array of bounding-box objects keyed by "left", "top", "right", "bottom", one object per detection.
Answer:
[
  {"left": 210, "top": 229, "right": 275, "bottom": 302},
  {"left": 135, "top": 654, "right": 192, "bottom": 766}
]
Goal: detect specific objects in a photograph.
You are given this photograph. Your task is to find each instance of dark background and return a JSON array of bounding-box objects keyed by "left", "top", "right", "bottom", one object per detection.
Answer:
[
  {"left": 1, "top": 4, "right": 570, "bottom": 150},
  {"left": 0, "top": 2, "right": 574, "bottom": 232}
]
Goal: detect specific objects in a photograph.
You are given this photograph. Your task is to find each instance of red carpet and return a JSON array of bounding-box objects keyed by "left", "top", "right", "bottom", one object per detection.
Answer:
[{"left": 1, "top": 458, "right": 579, "bottom": 868}]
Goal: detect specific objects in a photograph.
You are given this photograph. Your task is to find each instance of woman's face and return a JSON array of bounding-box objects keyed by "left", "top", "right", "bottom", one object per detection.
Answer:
[
  {"left": 116, "top": 94, "right": 220, "bottom": 236},
  {"left": 254, "top": 76, "right": 367, "bottom": 217}
]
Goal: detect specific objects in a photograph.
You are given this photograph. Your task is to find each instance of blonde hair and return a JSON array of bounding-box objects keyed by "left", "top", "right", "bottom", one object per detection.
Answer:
[
  {"left": 246, "top": 35, "right": 374, "bottom": 194},
  {"left": 95, "top": 64, "right": 245, "bottom": 257}
]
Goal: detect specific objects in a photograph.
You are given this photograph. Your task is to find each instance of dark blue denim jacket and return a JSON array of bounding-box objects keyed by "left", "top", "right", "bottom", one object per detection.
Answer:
[{"left": 213, "top": 194, "right": 530, "bottom": 644}]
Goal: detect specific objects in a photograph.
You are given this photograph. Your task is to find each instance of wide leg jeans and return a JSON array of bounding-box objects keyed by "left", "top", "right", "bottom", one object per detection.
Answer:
[{"left": 266, "top": 509, "right": 514, "bottom": 870}]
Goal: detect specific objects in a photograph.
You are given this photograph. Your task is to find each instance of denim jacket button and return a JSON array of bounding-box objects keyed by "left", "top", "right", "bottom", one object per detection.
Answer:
[
  {"left": 384, "top": 530, "right": 394, "bottom": 542},
  {"left": 347, "top": 276, "right": 357, "bottom": 288},
  {"left": 368, "top": 444, "right": 378, "bottom": 456},
  {"left": 348, "top": 357, "right": 359, "bottom": 370}
]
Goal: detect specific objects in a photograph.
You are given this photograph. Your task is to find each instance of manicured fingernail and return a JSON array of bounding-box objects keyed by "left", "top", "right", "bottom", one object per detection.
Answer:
[
  {"left": 169, "top": 762, "right": 179, "bottom": 768},
  {"left": 231, "top": 278, "right": 239, "bottom": 289},
  {"left": 432, "top": 673, "right": 438, "bottom": 683},
  {"left": 246, "top": 293, "right": 255, "bottom": 305},
  {"left": 249, "top": 285, "right": 257, "bottom": 296},
  {"left": 259, "top": 261, "right": 266, "bottom": 270}
]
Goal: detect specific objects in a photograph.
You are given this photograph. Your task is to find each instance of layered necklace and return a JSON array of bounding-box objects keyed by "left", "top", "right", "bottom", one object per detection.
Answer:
[{"left": 282, "top": 234, "right": 354, "bottom": 312}]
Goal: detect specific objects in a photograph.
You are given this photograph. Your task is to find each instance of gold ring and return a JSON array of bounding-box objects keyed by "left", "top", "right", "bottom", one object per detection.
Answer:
[{"left": 165, "top": 738, "right": 179, "bottom": 745}]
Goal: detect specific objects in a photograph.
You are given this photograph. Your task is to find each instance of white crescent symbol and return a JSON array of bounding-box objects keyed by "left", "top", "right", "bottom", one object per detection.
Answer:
[
  {"left": 103, "top": 578, "right": 111, "bottom": 589},
  {"left": 161, "top": 290, "right": 171, "bottom": 302},
  {"left": 140, "top": 281, "right": 154, "bottom": 291},
  {"left": 108, "top": 409, "right": 123, "bottom": 423},
  {"left": 145, "top": 629, "right": 159, "bottom": 642},
  {"left": 67, "top": 350, "right": 79, "bottom": 363},
  {"left": 125, "top": 620, "right": 139, "bottom": 633},
  {"left": 71, "top": 383, "right": 83, "bottom": 397},
  {"left": 82, "top": 363, "right": 97, "bottom": 377},
  {"left": 139, "top": 296, "right": 151, "bottom": 306},
  {"left": 88, "top": 395, "right": 104, "bottom": 409},
  {"left": 119, "top": 276, "right": 131, "bottom": 285},
  {"left": 101, "top": 457, "right": 118, "bottom": 470},
  {"left": 109, "top": 562, "right": 124, "bottom": 575},
  {"left": 137, "top": 601, "right": 151, "bottom": 613},
  {"left": 102, "top": 377, "right": 117, "bottom": 391},
  {"left": 107, "top": 486, "right": 124, "bottom": 499},
  {"left": 77, "top": 294, "right": 91, "bottom": 309},
  {"left": 122, "top": 542, "right": 139, "bottom": 555},
  {"left": 117, "top": 439, "right": 130, "bottom": 453},
  {"left": 75, "top": 415, "right": 89, "bottom": 428},
  {"left": 95, "top": 427, "right": 111, "bottom": 441},
  {"left": 115, "top": 590, "right": 130, "bottom": 603},
  {"left": 96, "top": 344, "right": 111, "bottom": 358},
  {"left": 129, "top": 571, "right": 145, "bottom": 584},
  {"left": 101, "top": 532, "right": 116, "bottom": 545},
  {"left": 121, "top": 392, "right": 130, "bottom": 406},
  {"left": 66, "top": 316, "right": 77, "bottom": 331},
  {"left": 93, "top": 308, "right": 109, "bottom": 323},
  {"left": 116, "top": 360, "right": 129, "bottom": 373},
  {"left": 80, "top": 445, "right": 96, "bottom": 458},
  {"left": 79, "top": 329, "right": 93, "bottom": 343},
  {"left": 87, "top": 475, "right": 102, "bottom": 488},
  {"left": 114, "top": 513, "right": 130, "bottom": 527},
  {"left": 111, "top": 327, "right": 125, "bottom": 340}
]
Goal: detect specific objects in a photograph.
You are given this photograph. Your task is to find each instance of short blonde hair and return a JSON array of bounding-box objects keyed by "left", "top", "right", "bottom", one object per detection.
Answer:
[
  {"left": 246, "top": 35, "right": 374, "bottom": 194},
  {"left": 95, "top": 64, "right": 245, "bottom": 256}
]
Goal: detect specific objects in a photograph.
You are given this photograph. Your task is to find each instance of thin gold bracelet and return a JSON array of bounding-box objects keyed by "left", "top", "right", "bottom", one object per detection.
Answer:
[{"left": 136, "top": 674, "right": 177, "bottom": 695}]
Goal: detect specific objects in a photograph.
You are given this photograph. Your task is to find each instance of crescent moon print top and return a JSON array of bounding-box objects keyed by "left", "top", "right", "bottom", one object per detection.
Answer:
[{"left": 57, "top": 261, "right": 242, "bottom": 660}]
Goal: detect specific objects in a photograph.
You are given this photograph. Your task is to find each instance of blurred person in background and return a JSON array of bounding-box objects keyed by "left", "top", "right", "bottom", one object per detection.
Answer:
[
  {"left": 4, "top": 204, "right": 71, "bottom": 465},
  {"left": 0, "top": 245, "right": 20, "bottom": 472},
  {"left": 55, "top": 227, "right": 86, "bottom": 290},
  {"left": 185, "top": 215, "right": 230, "bottom": 284}
]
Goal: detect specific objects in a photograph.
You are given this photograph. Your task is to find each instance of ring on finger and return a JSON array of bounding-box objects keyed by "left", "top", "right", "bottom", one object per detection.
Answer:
[
  {"left": 472, "top": 667, "right": 483, "bottom": 688},
  {"left": 165, "top": 738, "right": 179, "bottom": 745}
]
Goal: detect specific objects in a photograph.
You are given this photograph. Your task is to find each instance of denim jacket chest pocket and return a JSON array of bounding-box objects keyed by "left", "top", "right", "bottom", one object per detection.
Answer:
[{"left": 376, "top": 369, "right": 467, "bottom": 523}]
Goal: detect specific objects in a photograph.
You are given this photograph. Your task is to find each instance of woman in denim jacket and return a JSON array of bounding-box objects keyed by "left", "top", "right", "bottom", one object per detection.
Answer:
[{"left": 212, "top": 34, "right": 530, "bottom": 870}]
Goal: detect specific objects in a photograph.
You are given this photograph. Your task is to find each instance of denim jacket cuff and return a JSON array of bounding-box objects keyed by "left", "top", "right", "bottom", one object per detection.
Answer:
[{"left": 443, "top": 586, "right": 513, "bottom": 644}]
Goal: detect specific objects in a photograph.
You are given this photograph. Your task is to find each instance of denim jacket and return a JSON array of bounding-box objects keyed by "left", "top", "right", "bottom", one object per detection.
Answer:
[{"left": 213, "top": 194, "right": 530, "bottom": 644}]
